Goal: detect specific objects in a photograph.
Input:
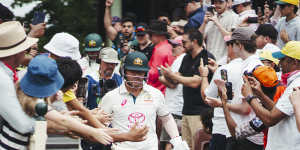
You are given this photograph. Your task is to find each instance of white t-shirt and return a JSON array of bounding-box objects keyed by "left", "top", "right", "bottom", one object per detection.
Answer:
[
  {"left": 205, "top": 58, "right": 243, "bottom": 137},
  {"left": 238, "top": 54, "right": 264, "bottom": 145},
  {"left": 266, "top": 72, "right": 300, "bottom": 150},
  {"left": 100, "top": 83, "right": 169, "bottom": 150},
  {"left": 165, "top": 53, "right": 185, "bottom": 116}
]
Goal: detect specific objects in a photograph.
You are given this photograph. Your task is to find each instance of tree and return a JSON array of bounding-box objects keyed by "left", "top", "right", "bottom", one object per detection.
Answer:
[{"left": 12, "top": 0, "right": 100, "bottom": 52}]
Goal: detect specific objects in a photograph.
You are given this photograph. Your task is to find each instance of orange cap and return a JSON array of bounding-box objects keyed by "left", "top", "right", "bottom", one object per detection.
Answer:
[{"left": 253, "top": 66, "right": 279, "bottom": 87}]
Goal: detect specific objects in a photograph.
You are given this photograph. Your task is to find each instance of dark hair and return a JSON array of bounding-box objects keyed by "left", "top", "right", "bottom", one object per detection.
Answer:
[
  {"left": 201, "top": 109, "right": 213, "bottom": 134},
  {"left": 56, "top": 58, "right": 82, "bottom": 90},
  {"left": 0, "top": 3, "right": 14, "bottom": 21},
  {"left": 158, "top": 11, "right": 169, "bottom": 18},
  {"left": 232, "top": 34, "right": 257, "bottom": 53},
  {"left": 293, "top": 5, "right": 298, "bottom": 14},
  {"left": 255, "top": 24, "right": 278, "bottom": 44},
  {"left": 121, "top": 17, "right": 135, "bottom": 26},
  {"left": 185, "top": 29, "right": 203, "bottom": 46}
]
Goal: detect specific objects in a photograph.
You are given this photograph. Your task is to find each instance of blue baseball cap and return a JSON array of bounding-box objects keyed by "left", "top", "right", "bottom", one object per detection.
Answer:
[{"left": 20, "top": 55, "right": 64, "bottom": 98}]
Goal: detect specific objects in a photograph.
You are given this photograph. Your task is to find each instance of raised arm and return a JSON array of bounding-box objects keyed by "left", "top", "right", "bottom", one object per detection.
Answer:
[{"left": 104, "top": 0, "right": 118, "bottom": 41}]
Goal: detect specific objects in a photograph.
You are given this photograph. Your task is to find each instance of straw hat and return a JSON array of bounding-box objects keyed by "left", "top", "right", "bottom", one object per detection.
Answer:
[{"left": 0, "top": 21, "right": 38, "bottom": 58}]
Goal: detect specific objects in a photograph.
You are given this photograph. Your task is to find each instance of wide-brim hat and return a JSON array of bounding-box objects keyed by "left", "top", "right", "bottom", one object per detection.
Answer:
[
  {"left": 0, "top": 21, "right": 38, "bottom": 58},
  {"left": 20, "top": 55, "right": 64, "bottom": 98},
  {"left": 44, "top": 32, "right": 81, "bottom": 60}
]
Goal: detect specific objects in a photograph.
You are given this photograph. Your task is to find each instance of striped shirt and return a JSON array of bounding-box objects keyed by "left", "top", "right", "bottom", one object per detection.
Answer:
[{"left": 0, "top": 121, "right": 30, "bottom": 150}]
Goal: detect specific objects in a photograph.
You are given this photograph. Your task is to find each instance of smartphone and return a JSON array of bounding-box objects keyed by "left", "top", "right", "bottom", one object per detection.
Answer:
[
  {"left": 225, "top": 82, "right": 233, "bottom": 100},
  {"left": 220, "top": 69, "right": 228, "bottom": 82},
  {"left": 76, "top": 77, "right": 89, "bottom": 99},
  {"left": 202, "top": 50, "right": 208, "bottom": 66},
  {"left": 247, "top": 17, "right": 258, "bottom": 24},
  {"left": 207, "top": 6, "right": 215, "bottom": 14},
  {"left": 32, "top": 11, "right": 45, "bottom": 25}
]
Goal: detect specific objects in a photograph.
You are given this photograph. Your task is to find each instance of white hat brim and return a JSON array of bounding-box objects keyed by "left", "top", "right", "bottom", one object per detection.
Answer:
[
  {"left": 102, "top": 59, "right": 120, "bottom": 64},
  {"left": 44, "top": 43, "right": 81, "bottom": 60},
  {"left": 0, "top": 37, "right": 38, "bottom": 58}
]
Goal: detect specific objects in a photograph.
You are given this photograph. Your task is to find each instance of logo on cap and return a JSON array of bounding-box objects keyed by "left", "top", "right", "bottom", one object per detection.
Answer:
[
  {"left": 88, "top": 40, "right": 96, "bottom": 47},
  {"left": 133, "top": 57, "right": 143, "bottom": 66}
]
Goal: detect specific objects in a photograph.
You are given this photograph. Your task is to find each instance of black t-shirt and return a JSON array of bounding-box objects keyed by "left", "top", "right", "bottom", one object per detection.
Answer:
[
  {"left": 179, "top": 49, "right": 215, "bottom": 115},
  {"left": 132, "top": 42, "right": 154, "bottom": 61}
]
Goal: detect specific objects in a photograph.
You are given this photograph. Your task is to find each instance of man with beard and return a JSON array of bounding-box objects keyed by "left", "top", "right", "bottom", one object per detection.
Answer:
[
  {"left": 132, "top": 23, "right": 154, "bottom": 61},
  {"left": 85, "top": 47, "right": 122, "bottom": 111},
  {"left": 100, "top": 52, "right": 189, "bottom": 150},
  {"left": 81, "top": 47, "right": 123, "bottom": 150},
  {"left": 199, "top": 0, "right": 238, "bottom": 64},
  {"left": 161, "top": 29, "right": 215, "bottom": 150},
  {"left": 104, "top": 0, "right": 136, "bottom": 58}
]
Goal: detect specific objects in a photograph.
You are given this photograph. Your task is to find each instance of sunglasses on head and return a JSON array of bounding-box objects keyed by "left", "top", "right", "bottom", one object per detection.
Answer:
[{"left": 135, "top": 26, "right": 146, "bottom": 33}]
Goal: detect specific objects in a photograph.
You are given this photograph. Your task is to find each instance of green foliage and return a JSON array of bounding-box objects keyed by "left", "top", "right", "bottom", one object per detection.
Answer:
[{"left": 12, "top": 0, "right": 99, "bottom": 53}]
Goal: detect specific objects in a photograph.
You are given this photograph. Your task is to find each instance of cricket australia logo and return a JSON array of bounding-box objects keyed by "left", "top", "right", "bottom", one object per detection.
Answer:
[
  {"left": 133, "top": 57, "right": 143, "bottom": 66},
  {"left": 88, "top": 40, "right": 96, "bottom": 47},
  {"left": 128, "top": 112, "right": 145, "bottom": 128}
]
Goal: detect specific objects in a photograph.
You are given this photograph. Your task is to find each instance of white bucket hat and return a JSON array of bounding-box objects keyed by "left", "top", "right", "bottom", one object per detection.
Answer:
[
  {"left": 99, "top": 47, "right": 120, "bottom": 64},
  {"left": 44, "top": 32, "right": 81, "bottom": 60},
  {"left": 0, "top": 21, "right": 38, "bottom": 58}
]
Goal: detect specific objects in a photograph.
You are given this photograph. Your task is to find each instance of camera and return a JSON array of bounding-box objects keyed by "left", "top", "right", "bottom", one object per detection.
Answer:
[{"left": 99, "top": 79, "right": 118, "bottom": 98}]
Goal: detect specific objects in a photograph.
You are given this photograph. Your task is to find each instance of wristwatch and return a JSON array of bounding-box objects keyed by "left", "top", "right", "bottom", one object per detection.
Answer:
[{"left": 245, "top": 95, "right": 257, "bottom": 104}]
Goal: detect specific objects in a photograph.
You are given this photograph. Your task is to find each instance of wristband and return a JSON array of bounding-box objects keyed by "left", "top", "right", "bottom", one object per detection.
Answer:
[{"left": 245, "top": 95, "right": 257, "bottom": 104}]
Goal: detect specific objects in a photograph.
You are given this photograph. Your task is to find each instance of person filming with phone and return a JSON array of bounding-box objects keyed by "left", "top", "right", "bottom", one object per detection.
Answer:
[{"left": 160, "top": 29, "right": 215, "bottom": 150}]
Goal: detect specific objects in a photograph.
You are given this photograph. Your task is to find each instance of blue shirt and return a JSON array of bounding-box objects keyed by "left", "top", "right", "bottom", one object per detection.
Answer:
[
  {"left": 184, "top": 7, "right": 205, "bottom": 31},
  {"left": 86, "top": 73, "right": 122, "bottom": 109}
]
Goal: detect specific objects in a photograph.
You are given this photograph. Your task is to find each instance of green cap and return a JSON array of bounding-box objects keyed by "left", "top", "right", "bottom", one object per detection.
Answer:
[
  {"left": 84, "top": 33, "right": 103, "bottom": 52},
  {"left": 124, "top": 52, "right": 149, "bottom": 72}
]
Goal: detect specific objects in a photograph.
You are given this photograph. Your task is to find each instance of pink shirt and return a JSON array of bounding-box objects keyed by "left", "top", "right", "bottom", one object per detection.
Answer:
[{"left": 147, "top": 40, "right": 175, "bottom": 94}]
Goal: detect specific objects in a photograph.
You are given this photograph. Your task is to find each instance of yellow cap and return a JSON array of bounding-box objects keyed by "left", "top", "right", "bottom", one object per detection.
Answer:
[
  {"left": 259, "top": 50, "right": 279, "bottom": 65},
  {"left": 276, "top": 0, "right": 299, "bottom": 6},
  {"left": 273, "top": 41, "right": 300, "bottom": 60}
]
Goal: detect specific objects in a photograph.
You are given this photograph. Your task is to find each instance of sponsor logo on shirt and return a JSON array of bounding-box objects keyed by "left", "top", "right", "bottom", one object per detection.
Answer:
[{"left": 128, "top": 112, "right": 145, "bottom": 128}]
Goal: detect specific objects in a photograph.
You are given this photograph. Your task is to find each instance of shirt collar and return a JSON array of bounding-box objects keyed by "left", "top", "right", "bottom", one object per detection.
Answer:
[
  {"left": 219, "top": 10, "right": 230, "bottom": 18},
  {"left": 0, "top": 61, "right": 14, "bottom": 80},
  {"left": 284, "top": 16, "right": 299, "bottom": 24},
  {"left": 287, "top": 71, "right": 300, "bottom": 86}
]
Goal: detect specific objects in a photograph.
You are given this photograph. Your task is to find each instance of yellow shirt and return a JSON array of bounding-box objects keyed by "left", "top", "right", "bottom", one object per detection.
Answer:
[{"left": 63, "top": 90, "right": 76, "bottom": 103}]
